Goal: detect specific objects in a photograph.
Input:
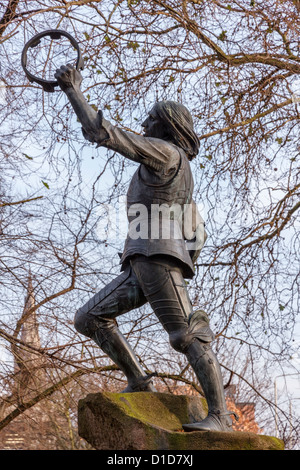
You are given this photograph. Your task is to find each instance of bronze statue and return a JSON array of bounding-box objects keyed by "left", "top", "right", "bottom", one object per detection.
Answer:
[{"left": 54, "top": 64, "right": 237, "bottom": 432}]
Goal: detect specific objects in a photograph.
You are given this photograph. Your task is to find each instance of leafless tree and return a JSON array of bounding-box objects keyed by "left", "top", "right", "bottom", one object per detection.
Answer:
[{"left": 0, "top": 0, "right": 299, "bottom": 448}]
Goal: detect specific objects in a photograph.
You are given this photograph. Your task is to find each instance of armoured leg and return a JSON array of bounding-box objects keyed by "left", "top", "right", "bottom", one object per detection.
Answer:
[
  {"left": 168, "top": 309, "right": 236, "bottom": 431},
  {"left": 74, "top": 266, "right": 156, "bottom": 392},
  {"left": 131, "top": 256, "right": 236, "bottom": 431},
  {"left": 182, "top": 339, "right": 237, "bottom": 431},
  {"left": 92, "top": 321, "right": 157, "bottom": 392}
]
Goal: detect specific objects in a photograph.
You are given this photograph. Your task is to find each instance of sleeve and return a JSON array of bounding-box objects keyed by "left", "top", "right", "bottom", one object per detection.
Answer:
[{"left": 82, "top": 111, "right": 180, "bottom": 172}]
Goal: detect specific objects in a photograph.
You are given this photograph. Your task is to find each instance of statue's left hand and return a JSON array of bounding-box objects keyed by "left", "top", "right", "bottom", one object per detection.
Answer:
[{"left": 54, "top": 64, "right": 83, "bottom": 92}]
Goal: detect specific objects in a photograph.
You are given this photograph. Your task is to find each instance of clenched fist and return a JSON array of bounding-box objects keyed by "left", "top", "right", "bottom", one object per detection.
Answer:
[{"left": 54, "top": 64, "right": 83, "bottom": 92}]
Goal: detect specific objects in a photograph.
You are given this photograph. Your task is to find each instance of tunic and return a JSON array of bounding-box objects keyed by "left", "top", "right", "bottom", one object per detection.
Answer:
[{"left": 82, "top": 114, "right": 206, "bottom": 279}]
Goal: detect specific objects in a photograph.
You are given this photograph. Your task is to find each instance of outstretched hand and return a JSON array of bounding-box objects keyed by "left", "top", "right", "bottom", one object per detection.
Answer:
[{"left": 54, "top": 64, "right": 83, "bottom": 92}]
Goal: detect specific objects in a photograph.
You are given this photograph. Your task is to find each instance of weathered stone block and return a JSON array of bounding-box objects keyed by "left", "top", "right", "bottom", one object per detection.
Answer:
[{"left": 78, "top": 392, "right": 284, "bottom": 450}]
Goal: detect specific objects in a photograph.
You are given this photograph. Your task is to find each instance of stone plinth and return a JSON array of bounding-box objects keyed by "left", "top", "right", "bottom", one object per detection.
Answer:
[{"left": 78, "top": 392, "right": 284, "bottom": 451}]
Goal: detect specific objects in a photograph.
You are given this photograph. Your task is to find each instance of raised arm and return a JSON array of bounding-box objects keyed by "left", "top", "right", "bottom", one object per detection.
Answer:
[
  {"left": 54, "top": 65, "right": 108, "bottom": 142},
  {"left": 55, "top": 65, "right": 180, "bottom": 171}
]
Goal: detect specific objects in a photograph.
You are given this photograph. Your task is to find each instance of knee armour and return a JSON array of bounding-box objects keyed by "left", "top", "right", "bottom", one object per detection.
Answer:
[
  {"left": 74, "top": 309, "right": 90, "bottom": 336},
  {"left": 169, "top": 309, "right": 215, "bottom": 353},
  {"left": 74, "top": 308, "right": 117, "bottom": 339}
]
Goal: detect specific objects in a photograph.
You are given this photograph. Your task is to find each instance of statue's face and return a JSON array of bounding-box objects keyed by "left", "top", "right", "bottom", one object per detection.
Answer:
[{"left": 141, "top": 106, "right": 167, "bottom": 139}]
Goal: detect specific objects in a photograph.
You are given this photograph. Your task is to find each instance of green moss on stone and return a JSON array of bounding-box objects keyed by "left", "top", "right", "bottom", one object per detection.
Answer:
[
  {"left": 107, "top": 392, "right": 201, "bottom": 431},
  {"left": 78, "top": 392, "right": 284, "bottom": 450}
]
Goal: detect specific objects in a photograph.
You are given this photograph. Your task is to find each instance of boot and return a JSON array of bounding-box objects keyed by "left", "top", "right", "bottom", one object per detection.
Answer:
[
  {"left": 122, "top": 372, "right": 158, "bottom": 393},
  {"left": 93, "top": 326, "right": 157, "bottom": 393},
  {"left": 182, "top": 410, "right": 236, "bottom": 432},
  {"left": 182, "top": 339, "right": 238, "bottom": 432}
]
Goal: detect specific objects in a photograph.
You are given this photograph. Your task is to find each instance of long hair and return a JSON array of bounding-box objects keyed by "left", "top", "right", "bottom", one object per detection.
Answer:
[{"left": 154, "top": 101, "right": 200, "bottom": 160}]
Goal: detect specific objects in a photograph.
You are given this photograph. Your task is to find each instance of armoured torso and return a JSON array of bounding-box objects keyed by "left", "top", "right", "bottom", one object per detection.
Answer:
[{"left": 121, "top": 149, "right": 195, "bottom": 278}]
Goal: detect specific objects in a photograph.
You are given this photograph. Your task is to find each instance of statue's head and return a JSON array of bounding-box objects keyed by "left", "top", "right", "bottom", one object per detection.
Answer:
[{"left": 142, "top": 100, "right": 200, "bottom": 160}]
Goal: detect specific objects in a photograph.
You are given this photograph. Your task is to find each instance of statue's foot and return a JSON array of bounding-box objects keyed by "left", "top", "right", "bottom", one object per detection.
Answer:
[
  {"left": 182, "top": 411, "right": 238, "bottom": 432},
  {"left": 121, "top": 372, "right": 158, "bottom": 393},
  {"left": 122, "top": 382, "right": 157, "bottom": 393}
]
